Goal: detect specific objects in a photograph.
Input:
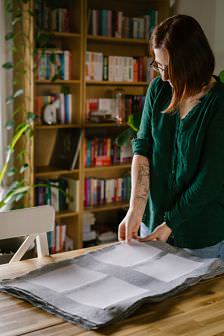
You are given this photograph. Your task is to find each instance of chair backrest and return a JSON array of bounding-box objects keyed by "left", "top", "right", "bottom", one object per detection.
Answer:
[{"left": 0, "top": 205, "right": 55, "bottom": 263}]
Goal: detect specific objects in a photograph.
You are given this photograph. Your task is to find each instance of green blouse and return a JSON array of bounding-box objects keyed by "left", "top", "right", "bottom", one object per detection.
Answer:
[{"left": 132, "top": 76, "right": 224, "bottom": 248}]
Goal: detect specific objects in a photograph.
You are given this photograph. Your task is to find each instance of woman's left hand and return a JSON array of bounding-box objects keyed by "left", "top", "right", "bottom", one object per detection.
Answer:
[{"left": 139, "top": 222, "right": 172, "bottom": 242}]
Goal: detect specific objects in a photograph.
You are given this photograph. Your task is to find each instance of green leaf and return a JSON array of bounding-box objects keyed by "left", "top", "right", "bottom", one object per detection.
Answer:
[
  {"left": 12, "top": 16, "right": 21, "bottom": 26},
  {"left": 3, "top": 185, "right": 30, "bottom": 205},
  {"left": 28, "top": 129, "right": 34, "bottom": 137},
  {"left": 4, "top": 0, "right": 13, "bottom": 12},
  {"left": 26, "top": 112, "right": 36, "bottom": 122},
  {"left": 7, "top": 167, "right": 16, "bottom": 176},
  {"left": 127, "top": 112, "right": 142, "bottom": 132},
  {"left": 5, "top": 32, "right": 15, "bottom": 40},
  {"left": 5, "top": 95, "right": 14, "bottom": 104},
  {"left": 28, "top": 9, "right": 34, "bottom": 16},
  {"left": 0, "top": 201, "right": 6, "bottom": 208},
  {"left": 13, "top": 89, "right": 24, "bottom": 98},
  {"left": 15, "top": 122, "right": 28, "bottom": 132},
  {"left": 22, "top": 0, "right": 31, "bottom": 3},
  {"left": 12, "top": 46, "right": 19, "bottom": 54},
  {"left": 115, "top": 128, "right": 135, "bottom": 147},
  {"left": 17, "top": 150, "right": 26, "bottom": 162},
  {"left": 19, "top": 163, "right": 29, "bottom": 174},
  {"left": 219, "top": 70, "right": 224, "bottom": 84},
  {"left": 2, "top": 62, "right": 13, "bottom": 69},
  {"left": 14, "top": 192, "right": 27, "bottom": 202},
  {"left": 5, "top": 120, "right": 14, "bottom": 130}
]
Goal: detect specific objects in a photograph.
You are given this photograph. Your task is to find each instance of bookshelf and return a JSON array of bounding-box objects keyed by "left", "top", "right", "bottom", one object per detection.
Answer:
[{"left": 28, "top": 0, "right": 170, "bottom": 251}]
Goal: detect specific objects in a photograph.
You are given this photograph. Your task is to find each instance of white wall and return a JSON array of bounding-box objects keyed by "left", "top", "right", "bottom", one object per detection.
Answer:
[
  {"left": 175, "top": 0, "right": 224, "bottom": 75},
  {"left": 213, "top": 0, "right": 224, "bottom": 73}
]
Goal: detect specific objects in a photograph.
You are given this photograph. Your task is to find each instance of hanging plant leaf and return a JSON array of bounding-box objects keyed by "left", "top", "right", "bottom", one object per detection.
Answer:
[
  {"left": 3, "top": 186, "right": 30, "bottom": 205},
  {"left": 127, "top": 112, "right": 141, "bottom": 132},
  {"left": 7, "top": 167, "right": 17, "bottom": 176},
  {"left": 17, "top": 150, "right": 26, "bottom": 162},
  {"left": 19, "top": 163, "right": 29, "bottom": 174},
  {"left": 28, "top": 129, "right": 34, "bottom": 137},
  {"left": 26, "top": 111, "right": 36, "bottom": 122},
  {"left": 5, "top": 95, "right": 14, "bottom": 104},
  {"left": 13, "top": 89, "right": 24, "bottom": 98},
  {"left": 5, "top": 32, "right": 15, "bottom": 40},
  {"left": 5, "top": 120, "right": 14, "bottom": 130},
  {"left": 12, "top": 46, "right": 19, "bottom": 54},
  {"left": 2, "top": 62, "right": 13, "bottom": 69},
  {"left": 21, "top": 0, "right": 31, "bottom": 3},
  {"left": 15, "top": 122, "right": 29, "bottom": 133},
  {"left": 115, "top": 128, "right": 135, "bottom": 147},
  {"left": 28, "top": 9, "right": 34, "bottom": 16},
  {"left": 4, "top": 0, "right": 13, "bottom": 12},
  {"left": 14, "top": 192, "right": 27, "bottom": 202},
  {"left": 12, "top": 16, "right": 21, "bottom": 26}
]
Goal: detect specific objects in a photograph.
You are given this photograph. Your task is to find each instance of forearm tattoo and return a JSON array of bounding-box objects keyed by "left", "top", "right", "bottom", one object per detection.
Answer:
[{"left": 135, "top": 163, "right": 150, "bottom": 201}]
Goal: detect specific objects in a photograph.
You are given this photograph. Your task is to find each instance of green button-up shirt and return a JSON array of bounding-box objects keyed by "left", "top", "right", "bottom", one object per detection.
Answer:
[{"left": 132, "top": 76, "right": 224, "bottom": 248}]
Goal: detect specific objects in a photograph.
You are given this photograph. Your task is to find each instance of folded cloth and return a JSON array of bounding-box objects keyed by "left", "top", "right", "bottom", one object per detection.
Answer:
[{"left": 0, "top": 240, "right": 224, "bottom": 329}]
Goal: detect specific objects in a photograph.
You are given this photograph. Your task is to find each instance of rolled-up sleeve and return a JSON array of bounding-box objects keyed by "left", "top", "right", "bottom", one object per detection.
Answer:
[{"left": 131, "top": 81, "right": 155, "bottom": 159}]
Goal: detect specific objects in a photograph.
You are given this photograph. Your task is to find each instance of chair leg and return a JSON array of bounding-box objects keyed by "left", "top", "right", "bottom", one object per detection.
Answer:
[
  {"left": 9, "top": 234, "right": 36, "bottom": 263},
  {"left": 36, "top": 233, "right": 49, "bottom": 257}
]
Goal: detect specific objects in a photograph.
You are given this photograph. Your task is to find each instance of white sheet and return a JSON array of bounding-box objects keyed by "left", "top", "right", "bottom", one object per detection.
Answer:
[
  {"left": 68, "top": 277, "right": 148, "bottom": 309},
  {"left": 135, "top": 253, "right": 203, "bottom": 282},
  {"left": 93, "top": 240, "right": 161, "bottom": 267},
  {"left": 30, "top": 264, "right": 107, "bottom": 293}
]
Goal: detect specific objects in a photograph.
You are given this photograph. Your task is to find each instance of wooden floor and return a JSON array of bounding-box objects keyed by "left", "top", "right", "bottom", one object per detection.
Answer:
[{"left": 1, "top": 250, "right": 224, "bottom": 336}]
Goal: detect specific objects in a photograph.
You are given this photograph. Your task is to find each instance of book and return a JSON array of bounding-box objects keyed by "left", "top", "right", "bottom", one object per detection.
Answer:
[
  {"left": 64, "top": 177, "right": 80, "bottom": 212},
  {"left": 50, "top": 129, "right": 82, "bottom": 170}
]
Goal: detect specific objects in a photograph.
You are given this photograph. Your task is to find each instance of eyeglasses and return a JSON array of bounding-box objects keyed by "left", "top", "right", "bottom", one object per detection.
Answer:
[{"left": 150, "top": 60, "right": 168, "bottom": 74}]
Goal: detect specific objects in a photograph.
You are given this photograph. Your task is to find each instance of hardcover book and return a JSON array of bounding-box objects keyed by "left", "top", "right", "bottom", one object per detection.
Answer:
[{"left": 50, "top": 129, "right": 82, "bottom": 170}]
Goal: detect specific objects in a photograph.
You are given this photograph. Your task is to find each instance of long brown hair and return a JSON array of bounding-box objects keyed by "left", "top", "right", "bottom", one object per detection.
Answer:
[{"left": 150, "top": 15, "right": 215, "bottom": 112}]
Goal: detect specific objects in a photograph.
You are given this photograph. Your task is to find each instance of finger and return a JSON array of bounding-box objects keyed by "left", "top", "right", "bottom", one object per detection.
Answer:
[
  {"left": 118, "top": 224, "right": 125, "bottom": 242},
  {"left": 125, "top": 227, "right": 132, "bottom": 244},
  {"left": 132, "top": 232, "right": 139, "bottom": 240},
  {"left": 139, "top": 233, "right": 157, "bottom": 242}
]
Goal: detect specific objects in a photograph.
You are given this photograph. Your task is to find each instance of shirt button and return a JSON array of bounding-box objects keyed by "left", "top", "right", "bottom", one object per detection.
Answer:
[{"left": 172, "top": 170, "right": 175, "bottom": 174}]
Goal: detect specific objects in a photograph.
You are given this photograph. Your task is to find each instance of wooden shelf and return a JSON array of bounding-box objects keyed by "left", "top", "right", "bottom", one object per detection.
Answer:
[
  {"left": 56, "top": 210, "right": 79, "bottom": 219},
  {"left": 85, "top": 163, "right": 131, "bottom": 173},
  {"left": 29, "top": 0, "right": 170, "bottom": 250},
  {"left": 86, "top": 80, "right": 149, "bottom": 86},
  {"left": 85, "top": 122, "right": 127, "bottom": 127},
  {"left": 87, "top": 35, "right": 149, "bottom": 45},
  {"left": 41, "top": 31, "right": 81, "bottom": 38},
  {"left": 84, "top": 201, "right": 129, "bottom": 213},
  {"left": 35, "top": 124, "right": 80, "bottom": 130},
  {"left": 35, "top": 166, "right": 79, "bottom": 178},
  {"left": 36, "top": 80, "right": 80, "bottom": 85}
]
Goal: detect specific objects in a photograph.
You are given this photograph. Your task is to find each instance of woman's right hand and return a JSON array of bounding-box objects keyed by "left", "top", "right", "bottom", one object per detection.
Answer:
[{"left": 118, "top": 209, "right": 142, "bottom": 243}]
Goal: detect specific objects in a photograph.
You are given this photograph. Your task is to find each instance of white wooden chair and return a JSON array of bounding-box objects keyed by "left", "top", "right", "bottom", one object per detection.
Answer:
[{"left": 0, "top": 205, "right": 55, "bottom": 263}]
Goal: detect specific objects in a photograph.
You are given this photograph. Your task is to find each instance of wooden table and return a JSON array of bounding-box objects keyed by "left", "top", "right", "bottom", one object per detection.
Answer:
[{"left": 1, "top": 246, "right": 224, "bottom": 336}]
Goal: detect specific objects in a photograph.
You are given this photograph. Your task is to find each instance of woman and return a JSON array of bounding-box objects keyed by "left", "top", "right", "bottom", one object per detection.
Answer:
[{"left": 118, "top": 14, "right": 224, "bottom": 259}]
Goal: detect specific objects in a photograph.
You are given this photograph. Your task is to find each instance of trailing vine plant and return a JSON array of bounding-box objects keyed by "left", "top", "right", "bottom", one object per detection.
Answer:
[
  {"left": 1, "top": 0, "right": 69, "bottom": 210},
  {"left": 0, "top": 0, "right": 36, "bottom": 209}
]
